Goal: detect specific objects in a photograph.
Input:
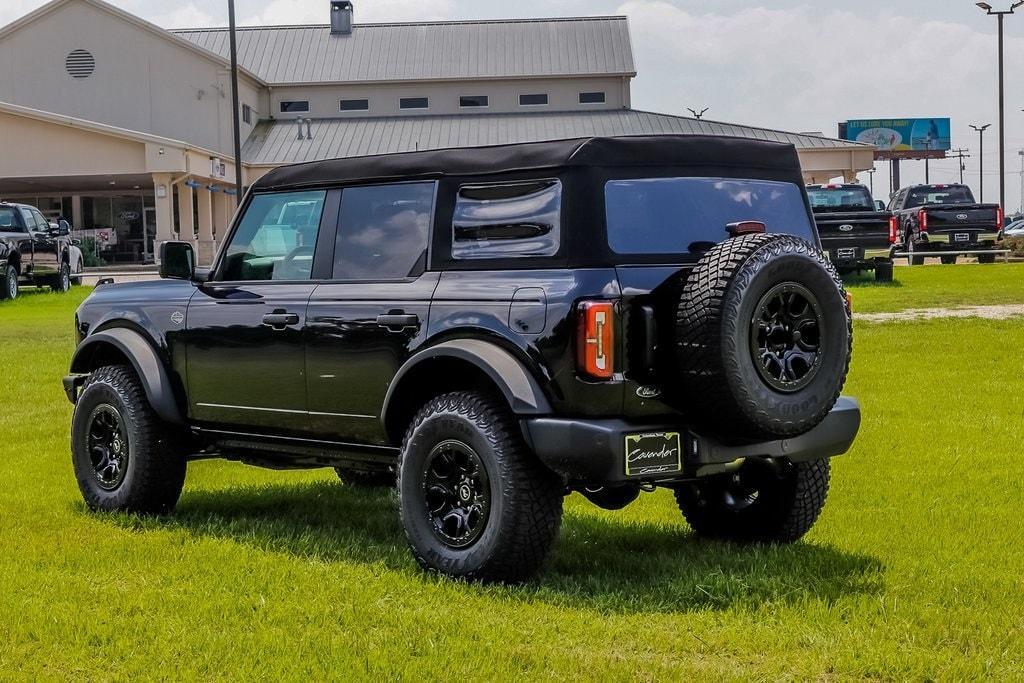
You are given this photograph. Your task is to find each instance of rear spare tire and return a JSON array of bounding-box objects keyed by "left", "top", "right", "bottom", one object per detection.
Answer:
[{"left": 669, "top": 233, "right": 852, "bottom": 440}]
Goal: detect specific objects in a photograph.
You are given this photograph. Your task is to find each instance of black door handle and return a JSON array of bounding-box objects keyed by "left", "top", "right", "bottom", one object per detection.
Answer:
[
  {"left": 376, "top": 313, "right": 419, "bottom": 330},
  {"left": 262, "top": 312, "right": 299, "bottom": 329}
]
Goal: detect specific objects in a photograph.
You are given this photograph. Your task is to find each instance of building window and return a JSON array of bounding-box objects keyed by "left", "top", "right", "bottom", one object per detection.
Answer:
[
  {"left": 280, "top": 101, "right": 309, "bottom": 113},
  {"left": 400, "top": 97, "right": 429, "bottom": 110},
  {"left": 459, "top": 95, "right": 488, "bottom": 108},
  {"left": 340, "top": 99, "right": 369, "bottom": 112},
  {"left": 519, "top": 93, "right": 548, "bottom": 106},
  {"left": 579, "top": 91, "right": 606, "bottom": 104},
  {"left": 242, "top": 104, "right": 252, "bottom": 124}
]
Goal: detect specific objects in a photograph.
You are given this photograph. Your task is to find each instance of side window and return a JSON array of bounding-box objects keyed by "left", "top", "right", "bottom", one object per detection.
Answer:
[
  {"left": 33, "top": 210, "right": 49, "bottom": 230},
  {"left": 452, "top": 180, "right": 561, "bottom": 260},
  {"left": 20, "top": 208, "right": 42, "bottom": 232},
  {"left": 333, "top": 182, "right": 435, "bottom": 280},
  {"left": 219, "top": 190, "right": 326, "bottom": 282}
]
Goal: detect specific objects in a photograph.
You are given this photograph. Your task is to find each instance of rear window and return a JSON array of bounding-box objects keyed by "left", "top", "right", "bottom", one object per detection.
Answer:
[
  {"left": 905, "top": 186, "right": 975, "bottom": 207},
  {"left": 605, "top": 178, "right": 815, "bottom": 256},
  {"left": 807, "top": 186, "right": 874, "bottom": 210}
]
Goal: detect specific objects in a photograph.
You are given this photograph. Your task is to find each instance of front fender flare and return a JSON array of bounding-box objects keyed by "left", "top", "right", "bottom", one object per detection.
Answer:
[
  {"left": 383, "top": 338, "right": 553, "bottom": 425},
  {"left": 68, "top": 328, "right": 185, "bottom": 425}
]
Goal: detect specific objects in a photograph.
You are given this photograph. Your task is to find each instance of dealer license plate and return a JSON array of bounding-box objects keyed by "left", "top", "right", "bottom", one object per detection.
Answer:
[
  {"left": 624, "top": 432, "right": 682, "bottom": 477},
  {"left": 954, "top": 233, "right": 971, "bottom": 242}
]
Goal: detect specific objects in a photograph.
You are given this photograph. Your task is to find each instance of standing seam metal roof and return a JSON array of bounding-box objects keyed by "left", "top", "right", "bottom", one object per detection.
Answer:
[
  {"left": 172, "top": 16, "right": 635, "bottom": 84},
  {"left": 241, "top": 109, "right": 869, "bottom": 166}
]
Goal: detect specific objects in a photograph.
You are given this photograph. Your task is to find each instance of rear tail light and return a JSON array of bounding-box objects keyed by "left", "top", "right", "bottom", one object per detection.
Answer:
[
  {"left": 996, "top": 206, "right": 1004, "bottom": 229},
  {"left": 726, "top": 221, "right": 766, "bottom": 236},
  {"left": 888, "top": 216, "right": 899, "bottom": 244},
  {"left": 918, "top": 209, "right": 929, "bottom": 233},
  {"left": 577, "top": 301, "right": 615, "bottom": 380}
]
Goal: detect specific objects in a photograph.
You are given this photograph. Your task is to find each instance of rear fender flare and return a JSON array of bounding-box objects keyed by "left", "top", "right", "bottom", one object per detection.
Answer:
[
  {"left": 69, "top": 327, "right": 185, "bottom": 425},
  {"left": 382, "top": 338, "right": 553, "bottom": 427}
]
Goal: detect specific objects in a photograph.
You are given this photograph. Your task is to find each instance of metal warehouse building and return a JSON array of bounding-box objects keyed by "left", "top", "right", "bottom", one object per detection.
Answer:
[{"left": 0, "top": 0, "right": 873, "bottom": 264}]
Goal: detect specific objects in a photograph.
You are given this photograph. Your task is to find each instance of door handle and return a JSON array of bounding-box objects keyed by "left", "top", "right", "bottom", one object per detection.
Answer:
[
  {"left": 376, "top": 313, "right": 419, "bottom": 331},
  {"left": 262, "top": 312, "right": 299, "bottom": 329}
]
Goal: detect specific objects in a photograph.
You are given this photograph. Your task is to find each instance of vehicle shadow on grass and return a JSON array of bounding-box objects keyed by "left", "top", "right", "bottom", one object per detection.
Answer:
[
  {"left": 842, "top": 272, "right": 903, "bottom": 289},
  {"left": 106, "top": 480, "right": 884, "bottom": 614}
]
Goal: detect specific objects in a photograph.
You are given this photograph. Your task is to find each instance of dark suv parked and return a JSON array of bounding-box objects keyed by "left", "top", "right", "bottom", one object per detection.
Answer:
[
  {"left": 64, "top": 136, "right": 860, "bottom": 582},
  {"left": 0, "top": 201, "right": 73, "bottom": 299}
]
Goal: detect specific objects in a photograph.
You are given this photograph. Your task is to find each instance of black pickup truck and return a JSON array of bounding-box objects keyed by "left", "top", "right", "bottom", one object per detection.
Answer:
[
  {"left": 889, "top": 184, "right": 1002, "bottom": 265},
  {"left": 807, "top": 184, "right": 894, "bottom": 282}
]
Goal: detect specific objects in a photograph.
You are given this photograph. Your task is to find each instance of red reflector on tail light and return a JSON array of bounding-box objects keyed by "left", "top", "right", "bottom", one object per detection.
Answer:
[
  {"left": 726, "top": 221, "right": 766, "bottom": 236},
  {"left": 888, "top": 216, "right": 899, "bottom": 244},
  {"left": 996, "top": 206, "right": 1004, "bottom": 229},
  {"left": 577, "top": 301, "right": 615, "bottom": 380}
]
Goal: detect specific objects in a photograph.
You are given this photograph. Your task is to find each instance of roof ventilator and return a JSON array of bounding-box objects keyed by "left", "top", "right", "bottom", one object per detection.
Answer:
[
  {"left": 330, "top": 1, "right": 354, "bottom": 35},
  {"left": 296, "top": 118, "right": 314, "bottom": 141}
]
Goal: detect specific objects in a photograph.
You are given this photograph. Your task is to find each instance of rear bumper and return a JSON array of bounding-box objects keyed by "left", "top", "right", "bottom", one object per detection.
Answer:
[
  {"left": 524, "top": 397, "right": 861, "bottom": 484},
  {"left": 922, "top": 232, "right": 999, "bottom": 247}
]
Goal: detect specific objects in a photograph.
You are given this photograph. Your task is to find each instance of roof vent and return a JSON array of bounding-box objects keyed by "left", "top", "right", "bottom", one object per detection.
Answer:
[
  {"left": 65, "top": 49, "right": 96, "bottom": 78},
  {"left": 330, "top": 1, "right": 353, "bottom": 35}
]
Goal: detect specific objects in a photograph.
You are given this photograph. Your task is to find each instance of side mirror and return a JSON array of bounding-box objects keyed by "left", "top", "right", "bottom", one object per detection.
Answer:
[
  {"left": 159, "top": 241, "right": 195, "bottom": 280},
  {"left": 58, "top": 219, "right": 71, "bottom": 236}
]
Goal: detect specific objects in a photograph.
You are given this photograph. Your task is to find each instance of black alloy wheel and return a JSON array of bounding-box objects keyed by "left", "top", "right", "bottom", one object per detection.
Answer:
[
  {"left": 86, "top": 404, "right": 130, "bottom": 491},
  {"left": 422, "top": 440, "right": 491, "bottom": 548},
  {"left": 750, "top": 283, "right": 824, "bottom": 393}
]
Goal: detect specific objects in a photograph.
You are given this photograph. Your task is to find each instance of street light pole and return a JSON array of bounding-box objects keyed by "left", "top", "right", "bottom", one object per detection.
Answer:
[
  {"left": 976, "top": 1, "right": 1024, "bottom": 211},
  {"left": 971, "top": 124, "right": 992, "bottom": 200},
  {"left": 228, "top": 0, "right": 244, "bottom": 201},
  {"left": 868, "top": 168, "right": 875, "bottom": 196}
]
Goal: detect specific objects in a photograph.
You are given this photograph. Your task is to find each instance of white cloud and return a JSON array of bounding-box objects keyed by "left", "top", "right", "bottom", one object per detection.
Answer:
[
  {"left": 620, "top": 1, "right": 1024, "bottom": 203},
  {"left": 242, "top": 0, "right": 456, "bottom": 26}
]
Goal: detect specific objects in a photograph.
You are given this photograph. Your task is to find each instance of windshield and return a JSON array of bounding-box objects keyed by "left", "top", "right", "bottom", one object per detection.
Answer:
[
  {"left": 605, "top": 177, "right": 816, "bottom": 257},
  {"left": 905, "top": 186, "right": 975, "bottom": 208},
  {"left": 806, "top": 186, "right": 874, "bottom": 211},
  {"left": 0, "top": 207, "right": 25, "bottom": 232}
]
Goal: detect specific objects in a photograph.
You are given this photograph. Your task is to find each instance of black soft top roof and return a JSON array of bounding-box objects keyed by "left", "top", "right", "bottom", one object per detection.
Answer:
[{"left": 253, "top": 135, "right": 804, "bottom": 191}]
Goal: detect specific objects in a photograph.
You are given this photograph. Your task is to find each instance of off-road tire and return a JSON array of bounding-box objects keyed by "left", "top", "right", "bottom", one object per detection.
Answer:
[
  {"left": 51, "top": 263, "right": 71, "bottom": 293},
  {"left": 335, "top": 467, "right": 395, "bottom": 488},
  {"left": 1, "top": 263, "right": 17, "bottom": 300},
  {"left": 907, "top": 239, "right": 924, "bottom": 266},
  {"left": 71, "top": 365, "right": 186, "bottom": 514},
  {"left": 669, "top": 233, "right": 852, "bottom": 440},
  {"left": 940, "top": 255, "right": 957, "bottom": 265},
  {"left": 978, "top": 253, "right": 997, "bottom": 264},
  {"left": 397, "top": 392, "right": 563, "bottom": 583},
  {"left": 675, "top": 458, "right": 830, "bottom": 543},
  {"left": 874, "top": 261, "right": 894, "bottom": 283}
]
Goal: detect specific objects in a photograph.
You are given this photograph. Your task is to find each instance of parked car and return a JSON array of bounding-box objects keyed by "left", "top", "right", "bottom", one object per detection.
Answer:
[
  {"left": 888, "top": 184, "right": 1002, "bottom": 265},
  {"left": 0, "top": 201, "right": 73, "bottom": 299},
  {"left": 1001, "top": 219, "right": 1024, "bottom": 237},
  {"left": 807, "top": 183, "right": 895, "bottom": 282},
  {"left": 63, "top": 136, "right": 860, "bottom": 583}
]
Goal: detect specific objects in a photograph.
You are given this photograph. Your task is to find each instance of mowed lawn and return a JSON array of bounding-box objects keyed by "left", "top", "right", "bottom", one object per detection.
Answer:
[{"left": 1, "top": 266, "right": 1023, "bottom": 679}]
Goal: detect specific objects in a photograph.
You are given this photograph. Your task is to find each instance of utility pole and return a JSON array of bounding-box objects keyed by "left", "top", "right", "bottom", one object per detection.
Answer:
[
  {"left": 228, "top": 0, "right": 244, "bottom": 201},
  {"left": 971, "top": 124, "right": 992, "bottom": 200},
  {"left": 976, "top": 1, "right": 1024, "bottom": 211},
  {"left": 949, "top": 148, "right": 971, "bottom": 185},
  {"left": 687, "top": 107, "right": 709, "bottom": 120},
  {"left": 1019, "top": 149, "right": 1024, "bottom": 214}
]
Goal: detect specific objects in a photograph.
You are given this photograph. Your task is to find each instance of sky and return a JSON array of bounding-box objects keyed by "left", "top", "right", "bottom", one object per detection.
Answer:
[{"left": 3, "top": 0, "right": 1024, "bottom": 210}]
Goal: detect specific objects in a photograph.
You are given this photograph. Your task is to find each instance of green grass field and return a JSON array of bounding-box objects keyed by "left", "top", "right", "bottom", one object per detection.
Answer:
[{"left": 1, "top": 267, "right": 1022, "bottom": 679}]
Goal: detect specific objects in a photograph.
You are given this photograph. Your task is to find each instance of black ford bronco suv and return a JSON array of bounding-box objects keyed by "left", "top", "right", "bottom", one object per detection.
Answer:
[
  {"left": 64, "top": 136, "right": 860, "bottom": 583},
  {"left": 806, "top": 183, "right": 895, "bottom": 282}
]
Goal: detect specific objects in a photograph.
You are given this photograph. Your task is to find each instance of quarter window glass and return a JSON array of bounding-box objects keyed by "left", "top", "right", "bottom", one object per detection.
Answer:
[
  {"left": 605, "top": 178, "right": 815, "bottom": 256},
  {"left": 220, "top": 190, "right": 326, "bottom": 281},
  {"left": 333, "top": 182, "right": 435, "bottom": 280},
  {"left": 452, "top": 180, "right": 561, "bottom": 260}
]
